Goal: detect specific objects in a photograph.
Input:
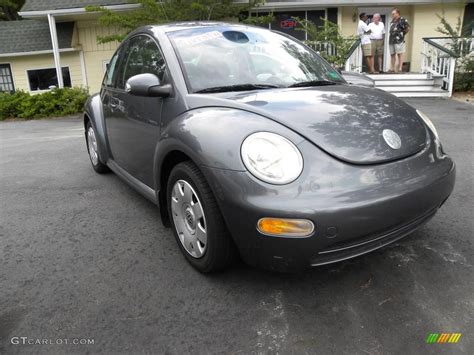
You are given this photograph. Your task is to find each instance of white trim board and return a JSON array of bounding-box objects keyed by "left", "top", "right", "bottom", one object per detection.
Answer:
[
  {"left": 0, "top": 48, "right": 78, "bottom": 58},
  {"left": 258, "top": 0, "right": 464, "bottom": 9},
  {"left": 19, "top": 3, "right": 141, "bottom": 18}
]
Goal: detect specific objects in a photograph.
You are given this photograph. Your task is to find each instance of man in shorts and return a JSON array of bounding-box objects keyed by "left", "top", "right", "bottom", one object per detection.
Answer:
[
  {"left": 389, "top": 8, "right": 410, "bottom": 72},
  {"left": 368, "top": 13, "right": 385, "bottom": 72},
  {"left": 358, "top": 13, "right": 375, "bottom": 73}
]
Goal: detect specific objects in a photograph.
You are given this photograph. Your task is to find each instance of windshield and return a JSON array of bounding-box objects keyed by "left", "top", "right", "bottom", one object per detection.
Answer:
[{"left": 167, "top": 26, "right": 345, "bottom": 93}]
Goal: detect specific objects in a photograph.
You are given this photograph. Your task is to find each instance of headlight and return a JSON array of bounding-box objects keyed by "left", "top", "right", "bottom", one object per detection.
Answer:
[
  {"left": 241, "top": 132, "right": 303, "bottom": 184},
  {"left": 417, "top": 110, "right": 439, "bottom": 140}
]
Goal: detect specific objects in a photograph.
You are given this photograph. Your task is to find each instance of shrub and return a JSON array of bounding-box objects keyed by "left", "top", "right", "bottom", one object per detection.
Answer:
[
  {"left": 436, "top": 14, "right": 474, "bottom": 92},
  {"left": 454, "top": 57, "right": 474, "bottom": 91},
  {"left": 0, "top": 90, "right": 29, "bottom": 119},
  {"left": 0, "top": 87, "right": 89, "bottom": 120}
]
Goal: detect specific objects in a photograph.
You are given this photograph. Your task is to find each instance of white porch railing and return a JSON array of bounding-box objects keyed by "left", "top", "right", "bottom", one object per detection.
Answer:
[
  {"left": 421, "top": 38, "right": 457, "bottom": 96},
  {"left": 421, "top": 37, "right": 473, "bottom": 97},
  {"left": 307, "top": 39, "right": 362, "bottom": 72},
  {"left": 307, "top": 41, "right": 337, "bottom": 57}
]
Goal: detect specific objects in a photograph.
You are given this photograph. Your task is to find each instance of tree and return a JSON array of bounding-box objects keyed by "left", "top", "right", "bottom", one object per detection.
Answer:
[
  {"left": 87, "top": 0, "right": 266, "bottom": 43},
  {"left": 296, "top": 17, "right": 357, "bottom": 69},
  {"left": 436, "top": 14, "right": 474, "bottom": 91},
  {"left": 435, "top": 14, "right": 472, "bottom": 57},
  {"left": 0, "top": 0, "right": 25, "bottom": 21}
]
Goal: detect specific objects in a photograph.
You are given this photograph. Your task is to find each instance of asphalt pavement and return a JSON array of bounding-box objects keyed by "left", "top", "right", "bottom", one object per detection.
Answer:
[{"left": 0, "top": 98, "right": 473, "bottom": 354}]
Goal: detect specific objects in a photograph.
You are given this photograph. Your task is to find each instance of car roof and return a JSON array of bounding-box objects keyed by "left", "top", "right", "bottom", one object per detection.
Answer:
[{"left": 150, "top": 21, "right": 254, "bottom": 33}]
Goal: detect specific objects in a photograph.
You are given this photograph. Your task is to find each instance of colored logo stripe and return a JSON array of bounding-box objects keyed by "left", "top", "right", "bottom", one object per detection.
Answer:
[
  {"left": 426, "top": 333, "right": 462, "bottom": 344},
  {"left": 449, "top": 333, "right": 462, "bottom": 343},
  {"left": 426, "top": 333, "right": 439, "bottom": 343},
  {"left": 438, "top": 333, "right": 450, "bottom": 343}
]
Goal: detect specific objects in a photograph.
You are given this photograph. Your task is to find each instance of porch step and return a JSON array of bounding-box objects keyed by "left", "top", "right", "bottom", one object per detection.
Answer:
[
  {"left": 378, "top": 85, "right": 442, "bottom": 92},
  {"left": 374, "top": 79, "right": 435, "bottom": 86},
  {"left": 391, "top": 89, "right": 450, "bottom": 98},
  {"left": 366, "top": 73, "right": 430, "bottom": 80},
  {"left": 364, "top": 72, "right": 449, "bottom": 98}
]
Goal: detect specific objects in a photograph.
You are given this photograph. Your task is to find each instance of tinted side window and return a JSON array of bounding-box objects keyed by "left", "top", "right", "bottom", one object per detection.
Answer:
[
  {"left": 103, "top": 47, "right": 122, "bottom": 87},
  {"left": 116, "top": 35, "right": 166, "bottom": 90}
]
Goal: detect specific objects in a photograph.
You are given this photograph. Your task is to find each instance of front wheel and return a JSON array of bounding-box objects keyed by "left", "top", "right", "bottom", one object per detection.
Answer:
[
  {"left": 86, "top": 122, "right": 109, "bottom": 174},
  {"left": 167, "top": 161, "right": 236, "bottom": 272}
]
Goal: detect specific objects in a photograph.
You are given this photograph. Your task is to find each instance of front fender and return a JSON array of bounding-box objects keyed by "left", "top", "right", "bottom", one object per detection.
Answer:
[
  {"left": 84, "top": 93, "right": 110, "bottom": 163},
  {"left": 153, "top": 107, "right": 305, "bottom": 192}
]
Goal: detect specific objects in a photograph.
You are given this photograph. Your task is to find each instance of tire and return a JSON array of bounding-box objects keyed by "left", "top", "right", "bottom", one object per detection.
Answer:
[
  {"left": 86, "top": 121, "right": 109, "bottom": 174},
  {"left": 167, "top": 161, "right": 236, "bottom": 272}
]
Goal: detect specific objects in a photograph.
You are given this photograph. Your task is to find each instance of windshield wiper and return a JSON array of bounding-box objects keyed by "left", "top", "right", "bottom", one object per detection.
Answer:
[
  {"left": 195, "top": 83, "right": 280, "bottom": 93},
  {"left": 288, "top": 80, "right": 338, "bottom": 88}
]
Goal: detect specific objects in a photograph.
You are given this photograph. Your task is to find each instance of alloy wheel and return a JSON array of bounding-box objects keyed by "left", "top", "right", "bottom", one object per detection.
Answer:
[
  {"left": 87, "top": 126, "right": 99, "bottom": 166},
  {"left": 171, "top": 179, "right": 207, "bottom": 258}
]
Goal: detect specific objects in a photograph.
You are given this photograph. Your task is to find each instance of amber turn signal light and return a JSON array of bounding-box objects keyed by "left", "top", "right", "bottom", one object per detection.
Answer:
[{"left": 257, "top": 218, "right": 315, "bottom": 237}]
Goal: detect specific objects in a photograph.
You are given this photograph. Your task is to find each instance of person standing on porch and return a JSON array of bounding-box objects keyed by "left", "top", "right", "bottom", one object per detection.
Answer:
[
  {"left": 357, "top": 13, "right": 375, "bottom": 74},
  {"left": 368, "top": 13, "right": 385, "bottom": 73},
  {"left": 389, "top": 8, "right": 410, "bottom": 73}
]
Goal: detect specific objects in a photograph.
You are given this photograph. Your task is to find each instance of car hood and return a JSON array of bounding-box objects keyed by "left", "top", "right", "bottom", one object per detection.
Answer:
[{"left": 186, "top": 85, "right": 427, "bottom": 165}]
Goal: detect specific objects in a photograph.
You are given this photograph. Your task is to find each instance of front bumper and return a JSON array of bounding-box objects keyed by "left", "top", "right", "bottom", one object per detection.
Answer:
[{"left": 202, "top": 139, "right": 456, "bottom": 272}]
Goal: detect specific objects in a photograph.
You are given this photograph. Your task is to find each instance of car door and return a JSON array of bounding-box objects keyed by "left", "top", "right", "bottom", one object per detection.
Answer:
[
  {"left": 105, "top": 34, "right": 169, "bottom": 188},
  {"left": 101, "top": 43, "right": 125, "bottom": 164}
]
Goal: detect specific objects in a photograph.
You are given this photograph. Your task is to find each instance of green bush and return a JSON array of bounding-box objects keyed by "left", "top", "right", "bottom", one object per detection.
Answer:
[
  {"left": 435, "top": 14, "right": 474, "bottom": 92},
  {"left": 454, "top": 55, "right": 474, "bottom": 92},
  {"left": 0, "top": 87, "right": 89, "bottom": 120}
]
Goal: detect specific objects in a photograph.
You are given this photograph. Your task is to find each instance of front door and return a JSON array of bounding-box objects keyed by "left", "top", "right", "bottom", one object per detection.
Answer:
[
  {"left": 104, "top": 34, "right": 169, "bottom": 188},
  {"left": 359, "top": 7, "right": 392, "bottom": 72}
]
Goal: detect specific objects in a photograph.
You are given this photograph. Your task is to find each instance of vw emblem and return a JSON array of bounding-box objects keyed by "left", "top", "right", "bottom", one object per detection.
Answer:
[{"left": 382, "top": 129, "right": 402, "bottom": 150}]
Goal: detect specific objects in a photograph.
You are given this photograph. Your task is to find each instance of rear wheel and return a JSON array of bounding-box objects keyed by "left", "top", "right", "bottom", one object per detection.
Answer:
[
  {"left": 86, "top": 122, "right": 109, "bottom": 174},
  {"left": 167, "top": 161, "right": 236, "bottom": 272}
]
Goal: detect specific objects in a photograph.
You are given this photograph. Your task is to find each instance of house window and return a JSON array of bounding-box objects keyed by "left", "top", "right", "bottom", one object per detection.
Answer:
[
  {"left": 27, "top": 67, "right": 72, "bottom": 91},
  {"left": 252, "top": 9, "right": 335, "bottom": 41},
  {"left": 307, "top": 10, "right": 327, "bottom": 28},
  {"left": 0, "top": 64, "right": 15, "bottom": 93},
  {"left": 271, "top": 11, "right": 306, "bottom": 40}
]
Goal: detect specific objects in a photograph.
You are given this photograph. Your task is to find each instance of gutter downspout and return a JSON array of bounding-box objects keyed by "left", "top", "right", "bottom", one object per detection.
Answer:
[
  {"left": 79, "top": 49, "right": 88, "bottom": 89},
  {"left": 47, "top": 13, "right": 64, "bottom": 88}
]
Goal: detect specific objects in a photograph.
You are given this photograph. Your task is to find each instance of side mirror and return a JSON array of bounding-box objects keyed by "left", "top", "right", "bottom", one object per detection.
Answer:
[{"left": 125, "top": 73, "right": 172, "bottom": 98}]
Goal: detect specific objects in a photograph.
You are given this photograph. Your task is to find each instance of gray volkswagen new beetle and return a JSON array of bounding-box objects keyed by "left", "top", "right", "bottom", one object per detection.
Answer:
[{"left": 84, "top": 22, "right": 455, "bottom": 272}]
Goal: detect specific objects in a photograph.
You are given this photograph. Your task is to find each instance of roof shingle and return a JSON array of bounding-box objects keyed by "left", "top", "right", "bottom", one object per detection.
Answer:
[
  {"left": 21, "top": 0, "right": 131, "bottom": 12},
  {"left": 0, "top": 20, "right": 74, "bottom": 55}
]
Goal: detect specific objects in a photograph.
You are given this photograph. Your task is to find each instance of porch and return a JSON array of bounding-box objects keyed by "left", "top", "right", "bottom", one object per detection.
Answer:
[
  {"left": 343, "top": 37, "right": 473, "bottom": 97},
  {"left": 255, "top": 1, "right": 471, "bottom": 98}
]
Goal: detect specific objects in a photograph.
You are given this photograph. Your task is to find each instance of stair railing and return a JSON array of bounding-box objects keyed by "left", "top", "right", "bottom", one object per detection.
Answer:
[
  {"left": 421, "top": 37, "right": 472, "bottom": 97},
  {"left": 344, "top": 39, "right": 362, "bottom": 73}
]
